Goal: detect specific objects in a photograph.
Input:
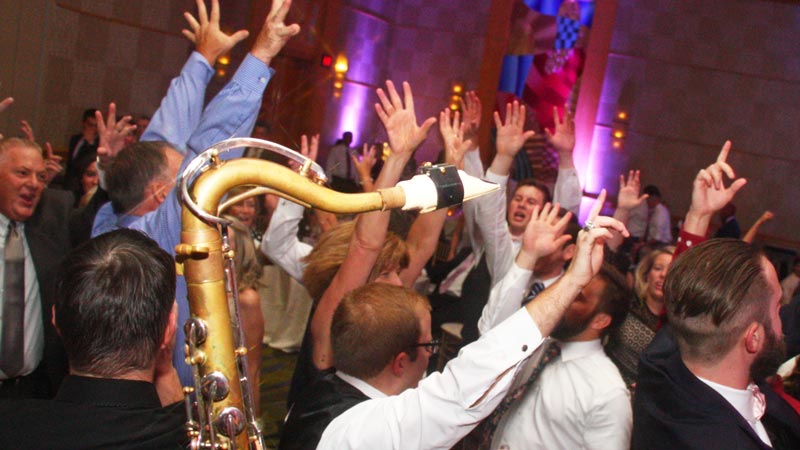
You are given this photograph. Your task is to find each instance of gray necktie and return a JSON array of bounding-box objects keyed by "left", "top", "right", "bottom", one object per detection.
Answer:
[{"left": 1, "top": 222, "right": 25, "bottom": 377}]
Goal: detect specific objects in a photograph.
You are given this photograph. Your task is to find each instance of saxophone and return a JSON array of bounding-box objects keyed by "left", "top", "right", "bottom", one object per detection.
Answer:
[{"left": 176, "top": 138, "right": 498, "bottom": 449}]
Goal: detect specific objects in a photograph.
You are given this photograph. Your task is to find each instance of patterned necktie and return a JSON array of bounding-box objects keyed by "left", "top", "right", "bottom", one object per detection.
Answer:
[
  {"left": 478, "top": 339, "right": 561, "bottom": 448},
  {"left": 521, "top": 281, "right": 545, "bottom": 307},
  {"left": 1, "top": 221, "right": 25, "bottom": 377}
]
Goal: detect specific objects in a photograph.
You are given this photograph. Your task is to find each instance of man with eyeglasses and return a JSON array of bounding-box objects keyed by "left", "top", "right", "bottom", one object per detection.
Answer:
[
  {"left": 279, "top": 283, "right": 435, "bottom": 450},
  {"left": 310, "top": 197, "right": 628, "bottom": 450}
]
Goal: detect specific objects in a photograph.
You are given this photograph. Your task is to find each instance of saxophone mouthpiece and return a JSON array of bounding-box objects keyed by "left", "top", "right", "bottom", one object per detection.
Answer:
[{"left": 396, "top": 164, "right": 499, "bottom": 213}]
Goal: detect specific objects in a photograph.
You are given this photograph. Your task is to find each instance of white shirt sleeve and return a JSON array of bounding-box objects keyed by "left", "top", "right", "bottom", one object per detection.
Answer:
[
  {"left": 478, "top": 263, "right": 532, "bottom": 336},
  {"left": 317, "top": 308, "right": 544, "bottom": 450},
  {"left": 260, "top": 198, "right": 312, "bottom": 281},
  {"left": 552, "top": 167, "right": 581, "bottom": 216},
  {"left": 470, "top": 169, "right": 515, "bottom": 284}
]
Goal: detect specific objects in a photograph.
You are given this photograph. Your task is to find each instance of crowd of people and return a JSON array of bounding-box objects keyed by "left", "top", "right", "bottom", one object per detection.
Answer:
[{"left": 0, "top": 0, "right": 799, "bottom": 449}]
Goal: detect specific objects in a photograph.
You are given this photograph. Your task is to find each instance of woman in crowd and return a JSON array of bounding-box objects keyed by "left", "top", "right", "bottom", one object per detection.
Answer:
[{"left": 606, "top": 245, "right": 675, "bottom": 388}]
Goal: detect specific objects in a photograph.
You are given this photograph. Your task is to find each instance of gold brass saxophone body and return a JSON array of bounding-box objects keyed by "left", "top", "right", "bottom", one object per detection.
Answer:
[{"left": 177, "top": 141, "right": 408, "bottom": 449}]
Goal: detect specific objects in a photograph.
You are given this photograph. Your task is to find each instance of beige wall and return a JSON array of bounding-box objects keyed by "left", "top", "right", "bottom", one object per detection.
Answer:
[
  {"left": 593, "top": 0, "right": 800, "bottom": 247},
  {"left": 0, "top": 0, "right": 253, "bottom": 153}
]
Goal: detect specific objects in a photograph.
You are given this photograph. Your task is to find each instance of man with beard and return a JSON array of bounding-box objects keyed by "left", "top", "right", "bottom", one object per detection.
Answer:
[
  {"left": 475, "top": 201, "right": 633, "bottom": 449},
  {"left": 633, "top": 239, "right": 800, "bottom": 449}
]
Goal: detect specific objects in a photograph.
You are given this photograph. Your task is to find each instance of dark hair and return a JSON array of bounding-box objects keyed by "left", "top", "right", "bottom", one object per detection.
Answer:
[
  {"left": 515, "top": 178, "right": 552, "bottom": 204},
  {"left": 106, "top": 141, "right": 172, "bottom": 213},
  {"left": 54, "top": 229, "right": 176, "bottom": 377},
  {"left": 643, "top": 185, "right": 661, "bottom": 198},
  {"left": 595, "top": 263, "right": 632, "bottom": 335},
  {"left": 332, "top": 284, "right": 430, "bottom": 379},
  {"left": 82, "top": 109, "right": 99, "bottom": 122},
  {"left": 665, "top": 239, "right": 769, "bottom": 364}
]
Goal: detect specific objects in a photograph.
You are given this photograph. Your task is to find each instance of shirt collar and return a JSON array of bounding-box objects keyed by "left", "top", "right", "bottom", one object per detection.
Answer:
[
  {"left": 535, "top": 270, "right": 564, "bottom": 288},
  {"left": 0, "top": 213, "right": 23, "bottom": 239},
  {"left": 55, "top": 375, "right": 162, "bottom": 408},
  {"left": 336, "top": 370, "right": 387, "bottom": 399},
  {"left": 697, "top": 376, "right": 761, "bottom": 424},
  {"left": 559, "top": 338, "right": 603, "bottom": 362}
]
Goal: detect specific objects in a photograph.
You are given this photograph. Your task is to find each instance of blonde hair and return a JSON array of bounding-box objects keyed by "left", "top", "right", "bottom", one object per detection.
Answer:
[
  {"left": 301, "top": 221, "right": 409, "bottom": 302},
  {"left": 634, "top": 246, "right": 675, "bottom": 301}
]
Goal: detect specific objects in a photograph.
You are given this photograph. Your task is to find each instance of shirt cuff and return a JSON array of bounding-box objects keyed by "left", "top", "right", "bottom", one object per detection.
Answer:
[
  {"left": 186, "top": 51, "right": 215, "bottom": 82},
  {"left": 484, "top": 169, "right": 509, "bottom": 187},
  {"left": 675, "top": 228, "right": 705, "bottom": 259},
  {"left": 234, "top": 53, "right": 276, "bottom": 93}
]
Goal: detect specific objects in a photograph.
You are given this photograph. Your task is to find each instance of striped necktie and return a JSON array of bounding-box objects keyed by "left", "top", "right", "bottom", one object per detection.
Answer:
[{"left": 1, "top": 221, "right": 25, "bottom": 377}]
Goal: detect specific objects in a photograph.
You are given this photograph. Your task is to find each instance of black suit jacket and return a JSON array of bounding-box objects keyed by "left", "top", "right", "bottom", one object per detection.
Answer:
[
  {"left": 23, "top": 188, "right": 74, "bottom": 392},
  {"left": 0, "top": 375, "right": 187, "bottom": 449},
  {"left": 633, "top": 327, "right": 800, "bottom": 450}
]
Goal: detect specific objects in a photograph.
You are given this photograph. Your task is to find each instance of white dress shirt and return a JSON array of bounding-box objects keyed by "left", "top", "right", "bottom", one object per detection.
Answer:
[
  {"left": 697, "top": 377, "right": 772, "bottom": 447},
  {"left": 0, "top": 214, "right": 44, "bottom": 379},
  {"left": 493, "top": 339, "right": 632, "bottom": 450},
  {"left": 260, "top": 198, "right": 311, "bottom": 282},
  {"left": 478, "top": 262, "right": 561, "bottom": 336},
  {"left": 317, "top": 308, "right": 544, "bottom": 450}
]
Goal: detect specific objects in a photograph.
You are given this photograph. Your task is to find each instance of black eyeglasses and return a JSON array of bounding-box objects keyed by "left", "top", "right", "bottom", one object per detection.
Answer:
[{"left": 411, "top": 340, "right": 441, "bottom": 355}]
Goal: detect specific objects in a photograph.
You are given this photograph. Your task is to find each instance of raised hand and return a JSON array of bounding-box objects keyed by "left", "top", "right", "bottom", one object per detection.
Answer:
[
  {"left": 566, "top": 189, "right": 629, "bottom": 285},
  {"left": 494, "top": 100, "right": 535, "bottom": 159},
  {"left": 351, "top": 143, "right": 377, "bottom": 189},
  {"left": 19, "top": 120, "right": 35, "bottom": 142},
  {"left": 545, "top": 105, "right": 576, "bottom": 159},
  {"left": 0, "top": 97, "right": 13, "bottom": 114},
  {"left": 250, "top": 0, "right": 301, "bottom": 66},
  {"left": 42, "top": 143, "right": 63, "bottom": 185},
  {"left": 289, "top": 133, "right": 319, "bottom": 171},
  {"left": 460, "top": 91, "right": 481, "bottom": 151},
  {"left": 375, "top": 80, "right": 436, "bottom": 160},
  {"left": 617, "top": 170, "right": 647, "bottom": 211},
  {"left": 690, "top": 141, "right": 747, "bottom": 216},
  {"left": 438, "top": 108, "right": 471, "bottom": 169},
  {"left": 517, "top": 202, "right": 572, "bottom": 269},
  {"left": 682, "top": 141, "right": 748, "bottom": 237},
  {"left": 95, "top": 103, "right": 136, "bottom": 166},
  {"left": 182, "top": 0, "right": 250, "bottom": 65}
]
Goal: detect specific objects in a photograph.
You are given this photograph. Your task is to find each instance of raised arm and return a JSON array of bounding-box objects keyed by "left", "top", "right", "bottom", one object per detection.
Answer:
[
  {"left": 607, "top": 170, "right": 647, "bottom": 251},
  {"left": 260, "top": 134, "right": 319, "bottom": 281},
  {"left": 479, "top": 202, "right": 572, "bottom": 334},
  {"left": 477, "top": 101, "right": 536, "bottom": 281},
  {"left": 398, "top": 108, "right": 471, "bottom": 287},
  {"left": 742, "top": 210, "right": 774, "bottom": 244},
  {"left": 676, "top": 141, "right": 747, "bottom": 256},
  {"left": 531, "top": 190, "right": 626, "bottom": 335},
  {"left": 310, "top": 80, "right": 435, "bottom": 369},
  {"left": 141, "top": 0, "right": 248, "bottom": 148},
  {"left": 351, "top": 143, "right": 378, "bottom": 192},
  {"left": 547, "top": 106, "right": 581, "bottom": 215}
]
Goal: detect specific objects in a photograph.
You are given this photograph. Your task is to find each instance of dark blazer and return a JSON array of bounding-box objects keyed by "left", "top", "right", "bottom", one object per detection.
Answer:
[
  {"left": 0, "top": 375, "right": 187, "bottom": 449},
  {"left": 24, "top": 188, "right": 74, "bottom": 392},
  {"left": 633, "top": 327, "right": 800, "bottom": 450}
]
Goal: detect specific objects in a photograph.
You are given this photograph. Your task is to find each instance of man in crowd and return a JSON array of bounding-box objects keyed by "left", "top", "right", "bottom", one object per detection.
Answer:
[
  {"left": 280, "top": 283, "right": 433, "bottom": 450},
  {"left": 314, "top": 196, "right": 628, "bottom": 449},
  {"left": 474, "top": 199, "right": 632, "bottom": 449},
  {"left": 0, "top": 137, "right": 73, "bottom": 398},
  {"left": 90, "top": 0, "right": 300, "bottom": 387},
  {"left": 0, "top": 229, "right": 186, "bottom": 449},
  {"left": 634, "top": 238, "right": 800, "bottom": 448}
]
